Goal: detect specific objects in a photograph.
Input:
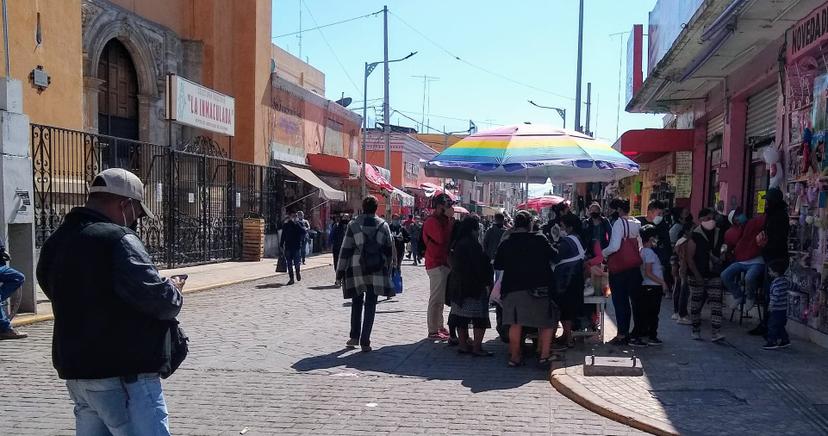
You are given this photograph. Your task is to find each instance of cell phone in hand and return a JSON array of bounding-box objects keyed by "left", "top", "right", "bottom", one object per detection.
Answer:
[{"left": 171, "top": 274, "right": 188, "bottom": 281}]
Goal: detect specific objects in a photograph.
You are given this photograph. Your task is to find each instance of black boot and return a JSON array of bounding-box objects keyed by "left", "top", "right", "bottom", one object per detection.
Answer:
[
  {"left": 296, "top": 266, "right": 302, "bottom": 282},
  {"left": 287, "top": 270, "right": 295, "bottom": 285}
]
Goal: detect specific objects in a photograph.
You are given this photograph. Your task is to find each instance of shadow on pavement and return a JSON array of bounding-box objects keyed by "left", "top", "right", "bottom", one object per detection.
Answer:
[
  {"left": 308, "top": 285, "right": 340, "bottom": 290},
  {"left": 255, "top": 283, "right": 287, "bottom": 289},
  {"left": 292, "top": 339, "right": 548, "bottom": 394}
]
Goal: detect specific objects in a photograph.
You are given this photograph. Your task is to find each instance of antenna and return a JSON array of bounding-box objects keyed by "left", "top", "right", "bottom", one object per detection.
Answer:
[
  {"left": 298, "top": 0, "right": 303, "bottom": 60},
  {"left": 411, "top": 75, "right": 439, "bottom": 132}
]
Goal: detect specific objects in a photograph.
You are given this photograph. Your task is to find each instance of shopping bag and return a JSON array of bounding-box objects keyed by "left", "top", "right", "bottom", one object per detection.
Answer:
[
  {"left": 489, "top": 276, "right": 503, "bottom": 304},
  {"left": 607, "top": 220, "right": 642, "bottom": 273},
  {"left": 276, "top": 255, "right": 287, "bottom": 273},
  {"left": 392, "top": 268, "right": 403, "bottom": 294}
]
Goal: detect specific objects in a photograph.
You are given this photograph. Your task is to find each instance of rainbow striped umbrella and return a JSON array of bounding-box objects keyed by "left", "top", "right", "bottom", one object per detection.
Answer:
[{"left": 425, "top": 124, "right": 639, "bottom": 183}]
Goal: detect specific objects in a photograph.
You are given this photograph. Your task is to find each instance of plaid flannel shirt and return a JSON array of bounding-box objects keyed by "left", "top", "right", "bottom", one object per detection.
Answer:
[{"left": 336, "top": 214, "right": 395, "bottom": 299}]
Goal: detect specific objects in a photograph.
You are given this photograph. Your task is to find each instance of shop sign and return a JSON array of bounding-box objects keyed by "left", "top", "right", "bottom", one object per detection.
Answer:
[
  {"left": 675, "top": 174, "right": 691, "bottom": 198},
  {"left": 788, "top": 3, "right": 828, "bottom": 63},
  {"left": 647, "top": 0, "right": 704, "bottom": 74},
  {"left": 675, "top": 151, "right": 692, "bottom": 174},
  {"left": 166, "top": 74, "right": 235, "bottom": 136}
]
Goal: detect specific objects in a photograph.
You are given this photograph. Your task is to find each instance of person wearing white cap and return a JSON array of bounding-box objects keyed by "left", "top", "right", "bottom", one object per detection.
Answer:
[{"left": 36, "top": 168, "right": 185, "bottom": 436}]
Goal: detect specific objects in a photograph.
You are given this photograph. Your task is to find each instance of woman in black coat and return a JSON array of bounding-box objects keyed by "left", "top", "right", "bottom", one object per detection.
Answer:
[{"left": 446, "top": 215, "right": 494, "bottom": 356}]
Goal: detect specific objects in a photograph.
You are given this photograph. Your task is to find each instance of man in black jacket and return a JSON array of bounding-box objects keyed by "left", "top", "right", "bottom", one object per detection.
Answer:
[
  {"left": 37, "top": 168, "right": 184, "bottom": 436},
  {"left": 281, "top": 211, "right": 307, "bottom": 285}
]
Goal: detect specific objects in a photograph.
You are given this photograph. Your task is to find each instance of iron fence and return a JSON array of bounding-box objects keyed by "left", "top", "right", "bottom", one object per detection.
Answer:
[{"left": 32, "top": 124, "right": 283, "bottom": 268}]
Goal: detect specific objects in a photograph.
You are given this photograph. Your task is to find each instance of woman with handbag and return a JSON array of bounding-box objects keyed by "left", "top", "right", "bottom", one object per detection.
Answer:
[
  {"left": 551, "top": 214, "right": 587, "bottom": 350},
  {"left": 494, "top": 211, "right": 558, "bottom": 367},
  {"left": 602, "top": 198, "right": 643, "bottom": 346},
  {"left": 446, "top": 215, "right": 494, "bottom": 356}
]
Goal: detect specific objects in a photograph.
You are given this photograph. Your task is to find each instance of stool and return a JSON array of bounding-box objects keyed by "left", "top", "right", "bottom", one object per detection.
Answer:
[{"left": 729, "top": 272, "right": 764, "bottom": 325}]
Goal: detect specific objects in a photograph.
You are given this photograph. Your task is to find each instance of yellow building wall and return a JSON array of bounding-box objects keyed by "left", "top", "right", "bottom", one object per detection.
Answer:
[
  {"left": 108, "top": 0, "right": 273, "bottom": 165},
  {"left": 272, "top": 45, "right": 325, "bottom": 95},
  {"left": 0, "top": 0, "right": 83, "bottom": 129}
]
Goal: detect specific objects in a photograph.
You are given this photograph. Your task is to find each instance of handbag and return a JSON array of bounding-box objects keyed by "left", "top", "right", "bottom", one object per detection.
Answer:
[
  {"left": 607, "top": 219, "right": 642, "bottom": 274},
  {"left": 392, "top": 268, "right": 403, "bottom": 294},
  {"left": 275, "top": 255, "right": 287, "bottom": 273},
  {"left": 161, "top": 320, "right": 189, "bottom": 379}
]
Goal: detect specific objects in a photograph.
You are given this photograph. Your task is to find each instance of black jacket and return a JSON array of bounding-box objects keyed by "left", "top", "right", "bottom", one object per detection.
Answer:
[
  {"left": 281, "top": 220, "right": 307, "bottom": 250},
  {"left": 493, "top": 232, "right": 555, "bottom": 296},
  {"left": 446, "top": 235, "right": 493, "bottom": 306},
  {"left": 37, "top": 208, "right": 182, "bottom": 379}
]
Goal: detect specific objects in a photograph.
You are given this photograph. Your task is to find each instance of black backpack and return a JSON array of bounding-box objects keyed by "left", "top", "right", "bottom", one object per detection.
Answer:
[
  {"left": 359, "top": 221, "right": 386, "bottom": 274},
  {"left": 161, "top": 320, "right": 189, "bottom": 379}
]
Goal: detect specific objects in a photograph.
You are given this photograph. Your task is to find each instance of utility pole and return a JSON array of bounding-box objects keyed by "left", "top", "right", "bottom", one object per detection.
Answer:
[
  {"left": 383, "top": 5, "right": 391, "bottom": 219},
  {"left": 574, "top": 0, "right": 584, "bottom": 133},
  {"left": 298, "top": 0, "right": 302, "bottom": 60},
  {"left": 585, "top": 82, "right": 592, "bottom": 137},
  {"left": 412, "top": 74, "right": 439, "bottom": 132}
]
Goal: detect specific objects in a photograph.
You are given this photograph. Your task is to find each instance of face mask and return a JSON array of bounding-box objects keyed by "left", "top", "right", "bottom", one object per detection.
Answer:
[
  {"left": 701, "top": 220, "right": 716, "bottom": 231},
  {"left": 590, "top": 212, "right": 600, "bottom": 219},
  {"left": 121, "top": 200, "right": 138, "bottom": 230},
  {"left": 653, "top": 215, "right": 664, "bottom": 225}
]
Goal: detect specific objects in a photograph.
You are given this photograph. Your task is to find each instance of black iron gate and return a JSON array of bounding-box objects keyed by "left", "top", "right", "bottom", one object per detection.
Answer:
[{"left": 32, "top": 124, "right": 282, "bottom": 268}]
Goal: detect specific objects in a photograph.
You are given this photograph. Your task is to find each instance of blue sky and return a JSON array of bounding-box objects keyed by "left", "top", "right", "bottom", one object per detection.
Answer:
[{"left": 272, "top": 0, "right": 662, "bottom": 145}]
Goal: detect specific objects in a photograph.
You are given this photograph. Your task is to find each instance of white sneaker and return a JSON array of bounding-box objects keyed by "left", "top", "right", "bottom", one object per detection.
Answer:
[
  {"left": 677, "top": 317, "right": 692, "bottom": 325},
  {"left": 671, "top": 313, "right": 680, "bottom": 321},
  {"left": 711, "top": 332, "right": 726, "bottom": 342},
  {"left": 744, "top": 298, "right": 756, "bottom": 312},
  {"left": 691, "top": 331, "right": 702, "bottom": 341}
]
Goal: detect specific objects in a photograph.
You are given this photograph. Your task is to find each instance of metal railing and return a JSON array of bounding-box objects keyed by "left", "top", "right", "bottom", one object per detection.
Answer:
[{"left": 31, "top": 124, "right": 282, "bottom": 268}]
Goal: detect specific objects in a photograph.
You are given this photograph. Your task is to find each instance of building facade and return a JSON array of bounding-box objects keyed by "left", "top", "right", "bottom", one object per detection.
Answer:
[{"left": 623, "top": 0, "right": 828, "bottom": 347}]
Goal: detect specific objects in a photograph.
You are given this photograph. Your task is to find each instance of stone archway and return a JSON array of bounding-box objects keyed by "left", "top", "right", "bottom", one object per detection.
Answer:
[{"left": 81, "top": 0, "right": 185, "bottom": 145}]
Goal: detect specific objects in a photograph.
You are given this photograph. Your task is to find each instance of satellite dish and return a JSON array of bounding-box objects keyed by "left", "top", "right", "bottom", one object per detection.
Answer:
[{"left": 335, "top": 97, "right": 352, "bottom": 108}]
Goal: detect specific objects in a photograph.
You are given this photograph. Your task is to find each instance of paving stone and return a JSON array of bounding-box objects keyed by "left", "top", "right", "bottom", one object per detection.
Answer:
[{"left": 1, "top": 261, "right": 642, "bottom": 435}]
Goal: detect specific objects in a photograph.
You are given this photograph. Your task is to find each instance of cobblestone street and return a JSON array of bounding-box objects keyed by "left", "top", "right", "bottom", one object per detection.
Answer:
[{"left": 1, "top": 260, "right": 642, "bottom": 435}]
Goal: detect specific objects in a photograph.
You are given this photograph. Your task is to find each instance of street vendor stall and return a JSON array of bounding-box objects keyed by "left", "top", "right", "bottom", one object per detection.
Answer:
[{"left": 425, "top": 124, "right": 639, "bottom": 342}]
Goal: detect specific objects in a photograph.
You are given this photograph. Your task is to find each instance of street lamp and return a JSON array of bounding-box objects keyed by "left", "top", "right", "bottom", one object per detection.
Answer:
[
  {"left": 361, "top": 51, "right": 417, "bottom": 200},
  {"left": 528, "top": 100, "right": 566, "bottom": 129}
]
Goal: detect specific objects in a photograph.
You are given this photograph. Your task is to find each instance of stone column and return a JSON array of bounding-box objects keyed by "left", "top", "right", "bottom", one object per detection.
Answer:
[
  {"left": 83, "top": 76, "right": 104, "bottom": 133},
  {"left": 0, "top": 78, "right": 36, "bottom": 313}
]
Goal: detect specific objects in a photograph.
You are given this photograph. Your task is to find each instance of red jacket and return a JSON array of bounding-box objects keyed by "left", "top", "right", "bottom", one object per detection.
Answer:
[
  {"left": 423, "top": 214, "right": 453, "bottom": 270},
  {"left": 723, "top": 224, "right": 743, "bottom": 260},
  {"left": 734, "top": 215, "right": 766, "bottom": 262}
]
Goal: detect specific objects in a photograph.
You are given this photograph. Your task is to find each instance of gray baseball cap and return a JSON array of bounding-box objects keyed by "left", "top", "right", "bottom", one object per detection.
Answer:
[{"left": 88, "top": 168, "right": 156, "bottom": 220}]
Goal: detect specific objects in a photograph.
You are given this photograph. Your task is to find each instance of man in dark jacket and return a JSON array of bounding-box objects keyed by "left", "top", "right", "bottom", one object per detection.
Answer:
[
  {"left": 37, "top": 168, "right": 184, "bottom": 435},
  {"left": 0, "top": 236, "right": 26, "bottom": 340},
  {"left": 281, "top": 211, "right": 307, "bottom": 285},
  {"left": 483, "top": 213, "right": 506, "bottom": 261},
  {"left": 330, "top": 214, "right": 350, "bottom": 286}
]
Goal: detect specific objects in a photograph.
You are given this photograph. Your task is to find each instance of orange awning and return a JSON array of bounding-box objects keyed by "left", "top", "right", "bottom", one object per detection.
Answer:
[
  {"left": 306, "top": 153, "right": 359, "bottom": 178},
  {"left": 612, "top": 129, "right": 694, "bottom": 163}
]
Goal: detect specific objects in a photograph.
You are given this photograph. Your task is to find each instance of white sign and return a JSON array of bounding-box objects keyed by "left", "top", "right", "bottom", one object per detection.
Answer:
[
  {"left": 235, "top": 192, "right": 241, "bottom": 208},
  {"left": 188, "top": 193, "right": 195, "bottom": 203},
  {"left": 166, "top": 74, "right": 235, "bottom": 136},
  {"left": 155, "top": 183, "right": 163, "bottom": 203}
]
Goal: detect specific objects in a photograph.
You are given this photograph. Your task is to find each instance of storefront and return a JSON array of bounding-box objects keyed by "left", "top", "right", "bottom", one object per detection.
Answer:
[
  {"left": 782, "top": 3, "right": 828, "bottom": 344},
  {"left": 613, "top": 128, "right": 695, "bottom": 211},
  {"left": 744, "top": 86, "right": 778, "bottom": 216}
]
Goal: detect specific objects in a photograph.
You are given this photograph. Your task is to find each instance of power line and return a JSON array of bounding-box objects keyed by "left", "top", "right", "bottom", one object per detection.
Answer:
[
  {"left": 389, "top": 10, "right": 575, "bottom": 102},
  {"left": 300, "top": 0, "right": 360, "bottom": 94},
  {"left": 273, "top": 9, "right": 383, "bottom": 38}
]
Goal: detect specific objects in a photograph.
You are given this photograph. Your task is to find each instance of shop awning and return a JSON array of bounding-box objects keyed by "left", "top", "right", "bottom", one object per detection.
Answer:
[
  {"left": 391, "top": 188, "right": 415, "bottom": 207},
  {"left": 365, "top": 164, "right": 395, "bottom": 192},
  {"left": 612, "top": 129, "right": 694, "bottom": 163},
  {"left": 281, "top": 163, "right": 347, "bottom": 202},
  {"left": 306, "top": 153, "right": 359, "bottom": 178}
]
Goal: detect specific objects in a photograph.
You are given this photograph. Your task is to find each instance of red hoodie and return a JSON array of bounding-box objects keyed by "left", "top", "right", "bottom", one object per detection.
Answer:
[
  {"left": 423, "top": 213, "right": 453, "bottom": 270},
  {"left": 734, "top": 215, "right": 766, "bottom": 262}
]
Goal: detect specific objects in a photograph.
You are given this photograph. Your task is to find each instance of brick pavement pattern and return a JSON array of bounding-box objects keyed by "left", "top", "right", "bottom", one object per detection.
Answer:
[
  {"left": 1, "top": 262, "right": 643, "bottom": 435},
  {"left": 554, "top": 298, "right": 828, "bottom": 436}
]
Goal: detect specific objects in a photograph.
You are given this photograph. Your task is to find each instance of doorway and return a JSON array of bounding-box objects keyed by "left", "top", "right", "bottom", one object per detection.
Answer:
[{"left": 97, "top": 39, "right": 139, "bottom": 140}]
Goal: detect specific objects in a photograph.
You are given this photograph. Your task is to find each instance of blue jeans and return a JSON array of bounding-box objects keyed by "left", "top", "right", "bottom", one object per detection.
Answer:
[
  {"left": 66, "top": 374, "right": 169, "bottom": 436},
  {"left": 609, "top": 268, "right": 642, "bottom": 337},
  {"left": 721, "top": 262, "right": 765, "bottom": 302},
  {"left": 0, "top": 265, "right": 25, "bottom": 332},
  {"left": 767, "top": 310, "right": 789, "bottom": 344}
]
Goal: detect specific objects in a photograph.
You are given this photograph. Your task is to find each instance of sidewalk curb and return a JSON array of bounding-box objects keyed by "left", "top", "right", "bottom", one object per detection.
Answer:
[
  {"left": 11, "top": 262, "right": 331, "bottom": 328},
  {"left": 550, "top": 368, "right": 680, "bottom": 436}
]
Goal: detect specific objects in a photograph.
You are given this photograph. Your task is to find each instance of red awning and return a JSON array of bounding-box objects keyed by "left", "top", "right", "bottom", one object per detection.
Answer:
[
  {"left": 307, "top": 153, "right": 359, "bottom": 178},
  {"left": 612, "top": 129, "right": 694, "bottom": 163},
  {"left": 365, "top": 164, "right": 395, "bottom": 192}
]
